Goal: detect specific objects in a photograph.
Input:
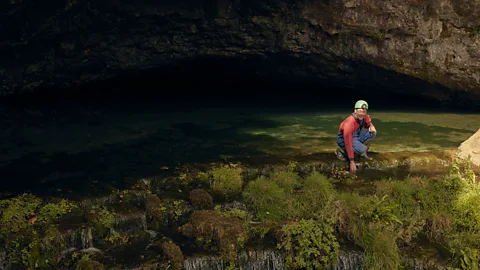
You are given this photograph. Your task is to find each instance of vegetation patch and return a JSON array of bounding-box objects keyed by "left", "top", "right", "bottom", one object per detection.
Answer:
[
  {"left": 278, "top": 219, "right": 339, "bottom": 269},
  {"left": 179, "top": 210, "right": 248, "bottom": 267},
  {"left": 189, "top": 189, "right": 214, "bottom": 210},
  {"left": 210, "top": 166, "right": 244, "bottom": 198},
  {"left": 1, "top": 156, "right": 480, "bottom": 269}
]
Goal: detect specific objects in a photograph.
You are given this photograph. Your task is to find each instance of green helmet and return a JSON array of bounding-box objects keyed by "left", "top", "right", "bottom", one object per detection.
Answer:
[{"left": 354, "top": 100, "right": 369, "bottom": 110}]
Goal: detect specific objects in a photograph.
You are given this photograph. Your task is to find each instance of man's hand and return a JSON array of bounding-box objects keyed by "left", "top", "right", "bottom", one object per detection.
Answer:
[
  {"left": 349, "top": 161, "right": 357, "bottom": 174},
  {"left": 369, "top": 124, "right": 376, "bottom": 133}
]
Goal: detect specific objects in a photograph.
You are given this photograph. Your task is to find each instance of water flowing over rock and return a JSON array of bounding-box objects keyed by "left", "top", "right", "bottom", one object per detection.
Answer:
[
  {"left": 335, "top": 250, "right": 364, "bottom": 270},
  {"left": 115, "top": 212, "right": 148, "bottom": 233},
  {"left": 65, "top": 227, "right": 94, "bottom": 250},
  {"left": 458, "top": 128, "right": 480, "bottom": 168},
  {"left": 182, "top": 249, "right": 450, "bottom": 270},
  {"left": 183, "top": 250, "right": 285, "bottom": 270},
  {"left": 182, "top": 249, "right": 364, "bottom": 270}
]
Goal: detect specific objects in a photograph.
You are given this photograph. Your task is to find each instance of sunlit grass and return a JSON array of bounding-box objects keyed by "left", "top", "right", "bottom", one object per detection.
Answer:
[{"left": 242, "top": 111, "right": 479, "bottom": 155}]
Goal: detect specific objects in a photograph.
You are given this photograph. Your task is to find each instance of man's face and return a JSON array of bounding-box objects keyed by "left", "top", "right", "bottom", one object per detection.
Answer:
[{"left": 355, "top": 108, "right": 367, "bottom": 118}]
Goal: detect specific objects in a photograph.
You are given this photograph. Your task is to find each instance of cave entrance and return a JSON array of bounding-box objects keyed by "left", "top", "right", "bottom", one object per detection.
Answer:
[{"left": 1, "top": 54, "right": 477, "bottom": 199}]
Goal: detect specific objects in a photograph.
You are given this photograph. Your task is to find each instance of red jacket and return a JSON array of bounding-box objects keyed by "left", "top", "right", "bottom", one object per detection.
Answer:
[{"left": 338, "top": 114, "right": 372, "bottom": 160}]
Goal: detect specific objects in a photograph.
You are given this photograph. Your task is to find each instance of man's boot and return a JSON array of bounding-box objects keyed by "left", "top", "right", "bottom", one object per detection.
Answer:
[
  {"left": 360, "top": 151, "right": 373, "bottom": 160},
  {"left": 335, "top": 148, "right": 347, "bottom": 161},
  {"left": 361, "top": 140, "right": 374, "bottom": 160}
]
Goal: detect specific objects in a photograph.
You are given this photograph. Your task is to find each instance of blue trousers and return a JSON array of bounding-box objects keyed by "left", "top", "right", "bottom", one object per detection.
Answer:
[{"left": 337, "top": 128, "right": 376, "bottom": 156}]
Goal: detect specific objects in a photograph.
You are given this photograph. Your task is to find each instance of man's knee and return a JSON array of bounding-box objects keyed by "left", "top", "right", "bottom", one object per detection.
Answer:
[
  {"left": 361, "top": 131, "right": 376, "bottom": 145},
  {"left": 353, "top": 140, "right": 368, "bottom": 155}
]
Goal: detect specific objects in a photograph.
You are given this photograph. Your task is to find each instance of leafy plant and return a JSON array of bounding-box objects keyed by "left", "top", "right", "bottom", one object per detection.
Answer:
[
  {"left": 278, "top": 219, "right": 339, "bottom": 269},
  {"left": 86, "top": 206, "right": 115, "bottom": 237},
  {"left": 358, "top": 195, "right": 403, "bottom": 226}
]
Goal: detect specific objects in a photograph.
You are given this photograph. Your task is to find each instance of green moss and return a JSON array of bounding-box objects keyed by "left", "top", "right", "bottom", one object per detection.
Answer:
[
  {"left": 86, "top": 206, "right": 115, "bottom": 237},
  {"left": 38, "top": 199, "right": 77, "bottom": 223},
  {"left": 210, "top": 166, "right": 243, "bottom": 198},
  {"left": 75, "top": 255, "right": 104, "bottom": 270},
  {"left": 214, "top": 205, "right": 247, "bottom": 220},
  {"left": 0, "top": 193, "right": 41, "bottom": 235}
]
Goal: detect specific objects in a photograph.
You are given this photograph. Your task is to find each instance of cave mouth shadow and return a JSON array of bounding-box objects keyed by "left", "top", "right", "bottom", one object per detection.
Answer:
[
  {"left": 0, "top": 113, "right": 314, "bottom": 200},
  {"left": 3, "top": 53, "right": 474, "bottom": 113}
]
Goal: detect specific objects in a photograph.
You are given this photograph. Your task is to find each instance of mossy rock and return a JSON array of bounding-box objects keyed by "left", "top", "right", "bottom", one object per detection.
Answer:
[
  {"left": 75, "top": 255, "right": 104, "bottom": 270},
  {"left": 179, "top": 210, "right": 248, "bottom": 260},
  {"left": 161, "top": 240, "right": 184, "bottom": 270},
  {"left": 189, "top": 189, "right": 214, "bottom": 210},
  {"left": 145, "top": 194, "right": 166, "bottom": 230}
]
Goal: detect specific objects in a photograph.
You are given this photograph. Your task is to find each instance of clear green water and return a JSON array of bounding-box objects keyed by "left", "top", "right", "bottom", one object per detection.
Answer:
[{"left": 1, "top": 102, "right": 478, "bottom": 197}]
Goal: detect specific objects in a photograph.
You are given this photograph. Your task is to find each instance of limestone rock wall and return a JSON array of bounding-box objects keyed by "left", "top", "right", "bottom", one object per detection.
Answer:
[{"left": 1, "top": 0, "right": 479, "bottom": 105}]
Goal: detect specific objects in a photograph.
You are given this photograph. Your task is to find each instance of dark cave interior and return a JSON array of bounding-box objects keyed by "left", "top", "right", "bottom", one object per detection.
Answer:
[{"left": 1, "top": 54, "right": 475, "bottom": 112}]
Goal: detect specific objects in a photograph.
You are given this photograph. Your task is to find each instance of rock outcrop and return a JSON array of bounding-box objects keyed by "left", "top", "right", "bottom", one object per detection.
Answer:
[
  {"left": 1, "top": 0, "right": 479, "bottom": 106},
  {"left": 458, "top": 128, "right": 480, "bottom": 167}
]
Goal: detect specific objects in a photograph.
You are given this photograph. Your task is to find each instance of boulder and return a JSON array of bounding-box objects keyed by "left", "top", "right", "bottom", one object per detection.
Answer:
[{"left": 458, "top": 129, "right": 480, "bottom": 167}]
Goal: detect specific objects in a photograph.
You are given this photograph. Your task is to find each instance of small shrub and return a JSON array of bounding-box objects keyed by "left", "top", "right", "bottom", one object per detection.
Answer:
[
  {"left": 287, "top": 172, "right": 336, "bottom": 220},
  {"left": 453, "top": 184, "right": 480, "bottom": 232},
  {"left": 425, "top": 212, "right": 453, "bottom": 242},
  {"left": 457, "top": 247, "right": 480, "bottom": 270},
  {"left": 243, "top": 177, "right": 287, "bottom": 222},
  {"left": 330, "top": 192, "right": 367, "bottom": 240},
  {"left": 442, "top": 157, "right": 476, "bottom": 192},
  {"left": 358, "top": 195, "right": 402, "bottom": 226},
  {"left": 362, "top": 228, "right": 400, "bottom": 270},
  {"left": 278, "top": 219, "right": 339, "bottom": 269},
  {"left": 270, "top": 170, "right": 299, "bottom": 192},
  {"left": 374, "top": 179, "right": 419, "bottom": 219}
]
